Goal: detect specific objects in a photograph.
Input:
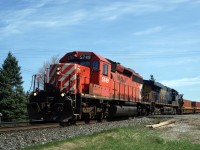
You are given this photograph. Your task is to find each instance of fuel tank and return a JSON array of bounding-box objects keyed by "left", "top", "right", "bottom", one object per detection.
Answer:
[{"left": 109, "top": 105, "right": 137, "bottom": 117}]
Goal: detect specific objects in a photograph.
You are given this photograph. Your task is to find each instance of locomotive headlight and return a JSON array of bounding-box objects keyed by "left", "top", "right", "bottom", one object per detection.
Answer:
[
  {"left": 56, "top": 71, "right": 61, "bottom": 75},
  {"left": 33, "top": 92, "right": 37, "bottom": 96},
  {"left": 61, "top": 93, "right": 65, "bottom": 97},
  {"left": 57, "top": 67, "right": 61, "bottom": 71}
]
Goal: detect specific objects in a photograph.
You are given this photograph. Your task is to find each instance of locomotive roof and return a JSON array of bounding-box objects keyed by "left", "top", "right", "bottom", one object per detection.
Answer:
[
  {"left": 106, "top": 58, "right": 142, "bottom": 78},
  {"left": 60, "top": 51, "right": 110, "bottom": 63},
  {"left": 93, "top": 52, "right": 110, "bottom": 63},
  {"left": 143, "top": 79, "right": 171, "bottom": 90},
  {"left": 60, "top": 51, "right": 142, "bottom": 78}
]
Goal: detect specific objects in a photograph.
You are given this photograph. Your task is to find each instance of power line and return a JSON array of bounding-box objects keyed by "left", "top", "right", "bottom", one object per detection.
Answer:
[{"left": 0, "top": 48, "right": 199, "bottom": 59}]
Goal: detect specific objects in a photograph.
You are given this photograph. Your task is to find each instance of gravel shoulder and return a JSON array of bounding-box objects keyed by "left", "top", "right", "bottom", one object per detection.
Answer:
[
  {"left": 1, "top": 115, "right": 200, "bottom": 150},
  {"left": 0, "top": 118, "right": 154, "bottom": 150}
]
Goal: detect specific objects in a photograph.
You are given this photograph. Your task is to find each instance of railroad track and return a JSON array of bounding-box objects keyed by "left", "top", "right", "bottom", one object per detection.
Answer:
[
  {"left": 0, "top": 123, "right": 60, "bottom": 133},
  {"left": 0, "top": 115, "right": 176, "bottom": 133},
  {"left": 0, "top": 119, "right": 102, "bottom": 133},
  {"left": 147, "top": 115, "right": 176, "bottom": 118},
  {"left": 147, "top": 114, "right": 200, "bottom": 119},
  {"left": 0, "top": 117, "right": 129, "bottom": 133}
]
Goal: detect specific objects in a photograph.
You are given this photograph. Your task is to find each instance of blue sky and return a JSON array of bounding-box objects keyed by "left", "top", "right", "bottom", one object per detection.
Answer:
[{"left": 0, "top": 0, "right": 200, "bottom": 101}]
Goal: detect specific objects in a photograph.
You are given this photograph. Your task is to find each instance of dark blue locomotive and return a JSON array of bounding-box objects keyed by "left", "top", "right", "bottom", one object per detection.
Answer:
[{"left": 142, "top": 77, "right": 183, "bottom": 115}]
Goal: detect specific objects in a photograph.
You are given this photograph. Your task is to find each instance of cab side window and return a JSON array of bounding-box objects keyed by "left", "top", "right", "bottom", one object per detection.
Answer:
[
  {"left": 92, "top": 61, "right": 99, "bottom": 70},
  {"left": 103, "top": 64, "right": 108, "bottom": 76}
]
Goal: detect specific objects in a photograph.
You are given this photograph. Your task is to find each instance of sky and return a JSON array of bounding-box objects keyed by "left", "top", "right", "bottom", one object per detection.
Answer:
[{"left": 0, "top": 0, "right": 200, "bottom": 101}]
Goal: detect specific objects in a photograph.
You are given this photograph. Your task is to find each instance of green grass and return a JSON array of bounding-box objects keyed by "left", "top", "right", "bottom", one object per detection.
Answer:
[{"left": 22, "top": 126, "right": 200, "bottom": 150}]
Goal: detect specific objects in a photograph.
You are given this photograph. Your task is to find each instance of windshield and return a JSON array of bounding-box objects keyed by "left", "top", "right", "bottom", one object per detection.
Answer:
[{"left": 80, "top": 61, "right": 90, "bottom": 67}]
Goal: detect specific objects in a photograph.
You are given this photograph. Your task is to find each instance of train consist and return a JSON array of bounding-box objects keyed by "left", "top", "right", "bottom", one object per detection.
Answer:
[{"left": 27, "top": 51, "right": 200, "bottom": 123}]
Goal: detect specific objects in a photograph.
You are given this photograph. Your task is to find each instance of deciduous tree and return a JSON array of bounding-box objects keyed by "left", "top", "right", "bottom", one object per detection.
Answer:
[{"left": 36, "top": 55, "right": 60, "bottom": 90}]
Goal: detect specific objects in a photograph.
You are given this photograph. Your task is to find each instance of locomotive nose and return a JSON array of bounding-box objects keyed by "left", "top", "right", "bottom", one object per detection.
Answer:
[{"left": 49, "top": 63, "right": 78, "bottom": 93}]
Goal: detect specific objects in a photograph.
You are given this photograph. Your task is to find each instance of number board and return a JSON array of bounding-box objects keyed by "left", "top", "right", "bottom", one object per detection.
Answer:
[{"left": 79, "top": 54, "right": 91, "bottom": 60}]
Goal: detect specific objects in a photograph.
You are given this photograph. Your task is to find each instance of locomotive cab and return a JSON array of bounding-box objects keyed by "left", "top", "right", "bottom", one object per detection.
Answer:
[{"left": 60, "top": 51, "right": 112, "bottom": 98}]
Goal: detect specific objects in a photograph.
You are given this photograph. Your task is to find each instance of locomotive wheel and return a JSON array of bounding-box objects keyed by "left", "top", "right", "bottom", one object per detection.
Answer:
[
  {"left": 85, "top": 120, "right": 90, "bottom": 124},
  {"left": 60, "top": 122, "right": 71, "bottom": 126},
  {"left": 85, "top": 118, "right": 90, "bottom": 124},
  {"left": 82, "top": 113, "right": 91, "bottom": 124},
  {"left": 60, "top": 119, "right": 75, "bottom": 126},
  {"left": 97, "top": 113, "right": 103, "bottom": 122}
]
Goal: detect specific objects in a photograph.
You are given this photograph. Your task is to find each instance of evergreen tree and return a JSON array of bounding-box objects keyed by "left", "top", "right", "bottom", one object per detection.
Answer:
[{"left": 0, "top": 52, "right": 27, "bottom": 121}]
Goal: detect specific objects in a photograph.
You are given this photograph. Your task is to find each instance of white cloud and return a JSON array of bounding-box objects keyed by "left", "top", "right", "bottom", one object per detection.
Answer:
[
  {"left": 161, "top": 76, "right": 200, "bottom": 88},
  {"left": 0, "top": 4, "right": 87, "bottom": 38},
  {"left": 0, "top": 23, "right": 22, "bottom": 37},
  {"left": 25, "top": 10, "right": 87, "bottom": 28},
  {"left": 0, "top": 0, "right": 200, "bottom": 38},
  {"left": 133, "top": 26, "right": 163, "bottom": 36},
  {"left": 95, "top": 0, "right": 198, "bottom": 20},
  {"left": 95, "top": 2, "right": 164, "bottom": 21}
]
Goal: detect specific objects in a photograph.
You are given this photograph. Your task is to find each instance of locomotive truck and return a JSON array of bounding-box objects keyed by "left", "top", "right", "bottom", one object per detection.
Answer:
[{"left": 27, "top": 51, "right": 186, "bottom": 123}]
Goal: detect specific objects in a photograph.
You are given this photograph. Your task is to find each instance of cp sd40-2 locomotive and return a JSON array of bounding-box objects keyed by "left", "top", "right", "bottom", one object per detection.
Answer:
[{"left": 27, "top": 51, "right": 196, "bottom": 123}]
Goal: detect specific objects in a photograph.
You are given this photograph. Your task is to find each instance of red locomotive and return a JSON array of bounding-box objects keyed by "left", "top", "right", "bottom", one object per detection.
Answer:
[
  {"left": 28, "top": 51, "right": 143, "bottom": 122},
  {"left": 27, "top": 51, "right": 197, "bottom": 123}
]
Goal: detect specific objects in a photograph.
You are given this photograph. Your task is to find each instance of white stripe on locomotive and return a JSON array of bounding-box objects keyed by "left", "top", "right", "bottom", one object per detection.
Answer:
[
  {"left": 59, "top": 64, "right": 75, "bottom": 82},
  {"left": 49, "top": 64, "right": 58, "bottom": 84},
  {"left": 62, "top": 73, "right": 76, "bottom": 90}
]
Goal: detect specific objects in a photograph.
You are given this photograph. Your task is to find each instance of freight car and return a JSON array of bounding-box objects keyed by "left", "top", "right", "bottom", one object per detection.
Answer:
[
  {"left": 192, "top": 101, "right": 200, "bottom": 113},
  {"left": 182, "top": 99, "right": 193, "bottom": 114},
  {"left": 27, "top": 51, "right": 191, "bottom": 123}
]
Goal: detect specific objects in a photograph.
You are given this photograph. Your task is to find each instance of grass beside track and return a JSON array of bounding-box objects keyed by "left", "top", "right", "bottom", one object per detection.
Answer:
[{"left": 23, "top": 126, "right": 200, "bottom": 150}]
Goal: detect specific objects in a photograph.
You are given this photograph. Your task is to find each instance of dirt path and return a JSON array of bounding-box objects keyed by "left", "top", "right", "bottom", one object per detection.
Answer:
[{"left": 159, "top": 114, "right": 200, "bottom": 144}]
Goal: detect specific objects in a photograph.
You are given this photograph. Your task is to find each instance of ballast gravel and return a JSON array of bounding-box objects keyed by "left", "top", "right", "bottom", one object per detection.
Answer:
[{"left": 0, "top": 117, "right": 154, "bottom": 150}]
